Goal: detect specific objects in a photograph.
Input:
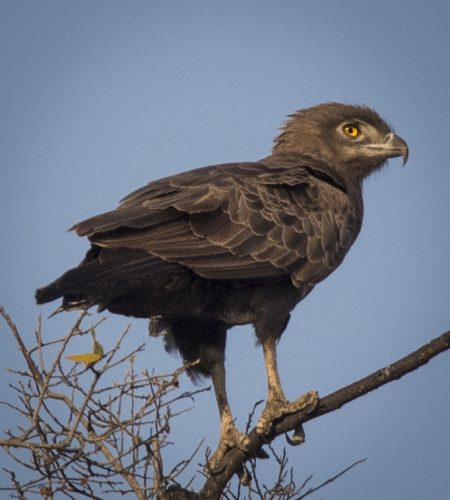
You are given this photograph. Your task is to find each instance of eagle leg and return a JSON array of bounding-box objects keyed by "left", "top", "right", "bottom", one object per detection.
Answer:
[
  {"left": 166, "top": 319, "right": 250, "bottom": 469},
  {"left": 207, "top": 362, "right": 250, "bottom": 472},
  {"left": 256, "top": 336, "right": 318, "bottom": 438}
]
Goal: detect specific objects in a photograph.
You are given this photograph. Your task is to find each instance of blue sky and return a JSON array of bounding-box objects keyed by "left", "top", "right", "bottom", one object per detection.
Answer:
[{"left": 1, "top": 1, "right": 449, "bottom": 498}]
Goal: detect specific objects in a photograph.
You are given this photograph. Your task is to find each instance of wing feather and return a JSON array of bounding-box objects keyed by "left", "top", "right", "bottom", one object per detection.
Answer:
[{"left": 72, "top": 158, "right": 361, "bottom": 287}]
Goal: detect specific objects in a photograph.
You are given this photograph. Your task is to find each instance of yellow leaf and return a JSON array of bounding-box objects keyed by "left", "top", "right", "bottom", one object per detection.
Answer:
[
  {"left": 65, "top": 333, "right": 104, "bottom": 366},
  {"left": 65, "top": 352, "right": 102, "bottom": 365}
]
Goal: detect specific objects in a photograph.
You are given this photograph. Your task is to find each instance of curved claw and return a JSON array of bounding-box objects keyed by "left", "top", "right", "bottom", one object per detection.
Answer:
[
  {"left": 238, "top": 465, "right": 252, "bottom": 486},
  {"left": 285, "top": 423, "right": 305, "bottom": 446}
]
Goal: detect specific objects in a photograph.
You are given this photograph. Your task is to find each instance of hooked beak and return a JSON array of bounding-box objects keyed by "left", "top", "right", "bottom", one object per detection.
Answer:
[{"left": 366, "top": 132, "right": 409, "bottom": 165}]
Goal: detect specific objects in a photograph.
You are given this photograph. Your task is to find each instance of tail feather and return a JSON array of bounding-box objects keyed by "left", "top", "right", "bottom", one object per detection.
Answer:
[{"left": 35, "top": 246, "right": 187, "bottom": 311}]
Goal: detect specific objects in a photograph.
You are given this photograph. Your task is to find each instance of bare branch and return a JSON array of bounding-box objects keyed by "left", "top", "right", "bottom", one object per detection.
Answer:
[{"left": 199, "top": 330, "right": 450, "bottom": 498}]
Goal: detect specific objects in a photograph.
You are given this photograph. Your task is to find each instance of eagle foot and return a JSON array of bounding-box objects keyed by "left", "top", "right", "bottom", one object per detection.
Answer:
[
  {"left": 255, "top": 390, "right": 319, "bottom": 437},
  {"left": 206, "top": 426, "right": 251, "bottom": 474}
]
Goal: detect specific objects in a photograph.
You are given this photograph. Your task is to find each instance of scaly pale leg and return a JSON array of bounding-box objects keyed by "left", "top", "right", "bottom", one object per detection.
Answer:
[
  {"left": 207, "top": 361, "right": 250, "bottom": 471},
  {"left": 256, "top": 336, "right": 318, "bottom": 442}
]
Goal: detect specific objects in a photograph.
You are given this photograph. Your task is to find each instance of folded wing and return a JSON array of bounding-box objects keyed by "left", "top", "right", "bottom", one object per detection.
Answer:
[{"left": 72, "top": 158, "right": 359, "bottom": 288}]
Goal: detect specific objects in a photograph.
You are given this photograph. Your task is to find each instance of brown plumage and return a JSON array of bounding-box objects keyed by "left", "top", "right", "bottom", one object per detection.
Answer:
[{"left": 36, "top": 103, "right": 408, "bottom": 458}]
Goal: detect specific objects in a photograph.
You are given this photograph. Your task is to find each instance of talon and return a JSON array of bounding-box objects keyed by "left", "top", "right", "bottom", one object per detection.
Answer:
[
  {"left": 286, "top": 423, "right": 305, "bottom": 446},
  {"left": 255, "top": 447, "right": 270, "bottom": 459},
  {"left": 238, "top": 465, "right": 252, "bottom": 486}
]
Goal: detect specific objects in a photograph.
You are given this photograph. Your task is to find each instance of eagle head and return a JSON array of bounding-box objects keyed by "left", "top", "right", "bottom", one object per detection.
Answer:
[{"left": 273, "top": 102, "right": 408, "bottom": 181}]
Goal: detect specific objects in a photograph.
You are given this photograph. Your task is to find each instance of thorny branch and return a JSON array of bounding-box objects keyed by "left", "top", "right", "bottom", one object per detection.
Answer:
[{"left": 1, "top": 306, "right": 449, "bottom": 499}]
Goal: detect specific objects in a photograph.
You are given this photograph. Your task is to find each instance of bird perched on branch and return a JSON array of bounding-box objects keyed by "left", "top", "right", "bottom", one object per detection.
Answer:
[{"left": 36, "top": 103, "right": 408, "bottom": 463}]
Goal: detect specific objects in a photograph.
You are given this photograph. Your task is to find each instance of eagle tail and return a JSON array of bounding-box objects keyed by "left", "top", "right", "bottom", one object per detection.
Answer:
[{"left": 35, "top": 245, "right": 193, "bottom": 316}]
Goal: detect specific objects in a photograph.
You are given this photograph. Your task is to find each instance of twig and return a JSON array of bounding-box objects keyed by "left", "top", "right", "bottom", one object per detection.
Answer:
[{"left": 298, "top": 458, "right": 367, "bottom": 498}]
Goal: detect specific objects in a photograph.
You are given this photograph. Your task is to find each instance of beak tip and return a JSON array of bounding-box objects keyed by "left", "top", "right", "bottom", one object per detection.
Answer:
[
  {"left": 390, "top": 133, "right": 409, "bottom": 166},
  {"left": 401, "top": 147, "right": 409, "bottom": 166}
]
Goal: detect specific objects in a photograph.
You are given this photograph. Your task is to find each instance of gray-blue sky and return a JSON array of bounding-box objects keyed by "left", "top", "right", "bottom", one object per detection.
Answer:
[{"left": 1, "top": 1, "right": 449, "bottom": 498}]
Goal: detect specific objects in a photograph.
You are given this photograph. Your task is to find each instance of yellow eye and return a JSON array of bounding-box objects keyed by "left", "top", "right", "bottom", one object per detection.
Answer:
[{"left": 343, "top": 124, "right": 360, "bottom": 137}]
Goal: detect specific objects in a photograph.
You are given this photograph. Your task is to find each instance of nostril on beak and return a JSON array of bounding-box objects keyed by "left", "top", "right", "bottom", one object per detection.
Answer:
[{"left": 384, "top": 132, "right": 395, "bottom": 143}]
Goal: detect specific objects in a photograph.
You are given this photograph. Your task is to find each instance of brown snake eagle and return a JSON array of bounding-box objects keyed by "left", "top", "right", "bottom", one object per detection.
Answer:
[{"left": 36, "top": 103, "right": 408, "bottom": 463}]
